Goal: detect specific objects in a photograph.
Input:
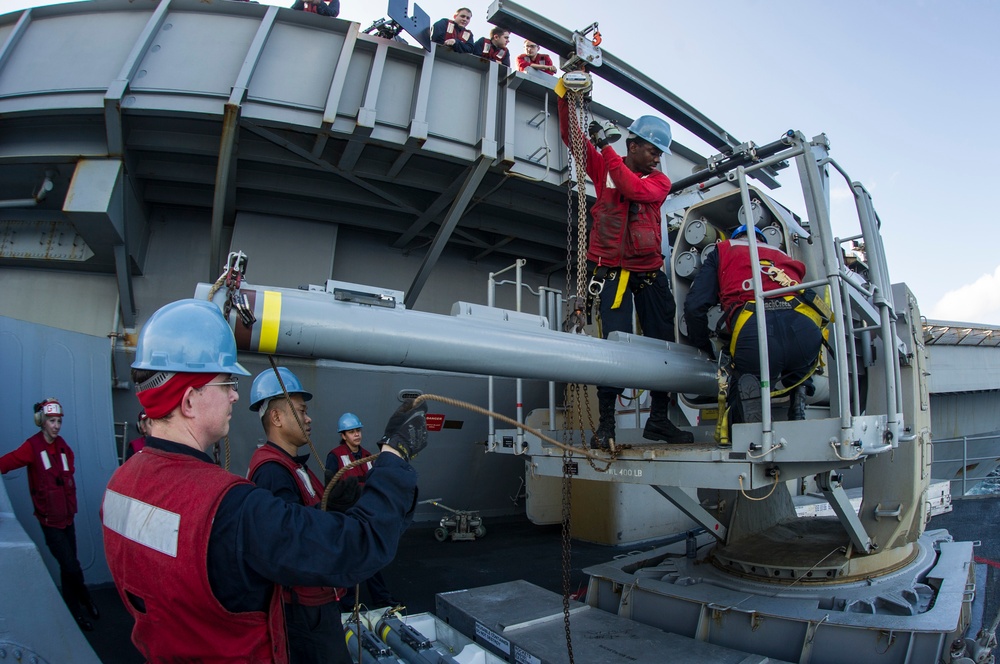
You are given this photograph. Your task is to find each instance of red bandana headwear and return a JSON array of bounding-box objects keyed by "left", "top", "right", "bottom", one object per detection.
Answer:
[{"left": 137, "top": 372, "right": 217, "bottom": 420}]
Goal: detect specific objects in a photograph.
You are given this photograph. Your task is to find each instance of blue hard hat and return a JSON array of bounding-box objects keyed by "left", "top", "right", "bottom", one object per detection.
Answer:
[
  {"left": 249, "top": 367, "right": 313, "bottom": 412},
  {"left": 338, "top": 412, "right": 363, "bottom": 432},
  {"left": 732, "top": 224, "right": 767, "bottom": 240},
  {"left": 132, "top": 299, "right": 250, "bottom": 377},
  {"left": 628, "top": 115, "right": 672, "bottom": 155}
]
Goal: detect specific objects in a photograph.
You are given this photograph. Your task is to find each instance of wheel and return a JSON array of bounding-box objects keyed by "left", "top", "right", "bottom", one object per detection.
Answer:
[
  {"left": 434, "top": 527, "right": 449, "bottom": 542},
  {"left": 474, "top": 525, "right": 486, "bottom": 539}
]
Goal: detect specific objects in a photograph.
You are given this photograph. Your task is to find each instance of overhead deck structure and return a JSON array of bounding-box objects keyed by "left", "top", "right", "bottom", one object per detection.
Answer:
[{"left": 0, "top": 1, "right": 997, "bottom": 662}]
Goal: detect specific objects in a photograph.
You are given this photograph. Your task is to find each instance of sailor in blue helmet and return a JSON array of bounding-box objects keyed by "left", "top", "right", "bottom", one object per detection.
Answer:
[
  {"left": 101, "top": 299, "right": 426, "bottom": 663},
  {"left": 247, "top": 366, "right": 360, "bottom": 664},
  {"left": 327, "top": 412, "right": 401, "bottom": 610},
  {"left": 684, "top": 225, "right": 824, "bottom": 423},
  {"left": 556, "top": 72, "right": 693, "bottom": 449}
]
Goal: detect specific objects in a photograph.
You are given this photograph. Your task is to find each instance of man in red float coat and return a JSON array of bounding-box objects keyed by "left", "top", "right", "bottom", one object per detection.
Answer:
[
  {"left": 1, "top": 398, "right": 99, "bottom": 632},
  {"left": 684, "top": 225, "right": 822, "bottom": 422},
  {"left": 431, "top": 7, "right": 475, "bottom": 54},
  {"left": 473, "top": 27, "right": 511, "bottom": 67},
  {"left": 556, "top": 73, "right": 693, "bottom": 448},
  {"left": 326, "top": 412, "right": 400, "bottom": 610},
  {"left": 516, "top": 41, "right": 556, "bottom": 75},
  {"left": 247, "top": 367, "right": 359, "bottom": 664},
  {"left": 102, "top": 299, "right": 425, "bottom": 662}
]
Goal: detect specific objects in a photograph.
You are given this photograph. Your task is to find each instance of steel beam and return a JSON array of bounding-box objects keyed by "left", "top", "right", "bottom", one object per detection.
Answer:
[
  {"left": 405, "top": 155, "right": 491, "bottom": 307},
  {"left": 487, "top": 0, "right": 781, "bottom": 188}
]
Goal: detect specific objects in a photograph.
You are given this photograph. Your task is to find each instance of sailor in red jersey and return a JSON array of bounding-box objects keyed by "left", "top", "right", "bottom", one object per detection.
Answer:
[
  {"left": 247, "top": 367, "right": 358, "bottom": 664},
  {"left": 102, "top": 299, "right": 426, "bottom": 662},
  {"left": 516, "top": 41, "right": 556, "bottom": 75},
  {"left": 327, "top": 413, "right": 400, "bottom": 610},
  {"left": 556, "top": 73, "right": 692, "bottom": 448},
  {"left": 1, "top": 398, "right": 99, "bottom": 632}
]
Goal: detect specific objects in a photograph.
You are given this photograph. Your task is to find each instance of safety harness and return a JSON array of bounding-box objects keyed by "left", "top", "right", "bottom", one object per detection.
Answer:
[{"left": 714, "top": 263, "right": 833, "bottom": 444}]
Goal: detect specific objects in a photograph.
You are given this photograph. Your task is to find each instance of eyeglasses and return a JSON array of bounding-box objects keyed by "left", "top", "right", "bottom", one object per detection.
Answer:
[{"left": 203, "top": 378, "right": 239, "bottom": 392}]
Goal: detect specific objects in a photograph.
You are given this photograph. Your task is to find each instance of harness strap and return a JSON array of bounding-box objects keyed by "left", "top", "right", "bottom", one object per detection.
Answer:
[
  {"left": 611, "top": 269, "right": 630, "bottom": 309},
  {"left": 728, "top": 295, "right": 825, "bottom": 355}
]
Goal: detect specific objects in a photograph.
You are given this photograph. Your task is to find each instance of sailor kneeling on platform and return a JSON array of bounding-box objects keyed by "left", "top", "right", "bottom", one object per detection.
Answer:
[{"left": 684, "top": 225, "right": 824, "bottom": 424}]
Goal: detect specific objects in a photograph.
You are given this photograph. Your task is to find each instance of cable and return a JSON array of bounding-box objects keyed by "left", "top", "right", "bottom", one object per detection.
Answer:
[{"left": 737, "top": 470, "right": 780, "bottom": 501}]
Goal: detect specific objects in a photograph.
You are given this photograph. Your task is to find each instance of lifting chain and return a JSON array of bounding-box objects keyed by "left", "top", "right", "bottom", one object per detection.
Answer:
[{"left": 559, "top": 87, "right": 597, "bottom": 664}]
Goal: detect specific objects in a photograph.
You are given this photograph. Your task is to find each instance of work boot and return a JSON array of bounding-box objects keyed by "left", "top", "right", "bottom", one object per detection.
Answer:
[
  {"left": 788, "top": 385, "right": 808, "bottom": 421},
  {"left": 736, "top": 374, "right": 762, "bottom": 424},
  {"left": 590, "top": 395, "right": 616, "bottom": 450},
  {"left": 643, "top": 392, "right": 694, "bottom": 444}
]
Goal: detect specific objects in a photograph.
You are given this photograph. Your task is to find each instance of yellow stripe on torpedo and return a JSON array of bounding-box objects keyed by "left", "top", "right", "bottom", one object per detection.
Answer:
[{"left": 259, "top": 290, "right": 282, "bottom": 353}]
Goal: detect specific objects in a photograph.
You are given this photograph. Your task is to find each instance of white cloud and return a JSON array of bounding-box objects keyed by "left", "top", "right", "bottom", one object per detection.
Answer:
[{"left": 928, "top": 265, "right": 1000, "bottom": 325}]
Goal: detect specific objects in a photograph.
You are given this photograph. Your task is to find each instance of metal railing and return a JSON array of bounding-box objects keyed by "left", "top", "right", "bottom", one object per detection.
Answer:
[{"left": 932, "top": 433, "right": 1000, "bottom": 496}]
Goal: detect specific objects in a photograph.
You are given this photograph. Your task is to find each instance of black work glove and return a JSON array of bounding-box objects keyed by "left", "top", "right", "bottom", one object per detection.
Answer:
[
  {"left": 324, "top": 475, "right": 361, "bottom": 512},
  {"left": 378, "top": 399, "right": 428, "bottom": 462},
  {"left": 588, "top": 120, "right": 621, "bottom": 149}
]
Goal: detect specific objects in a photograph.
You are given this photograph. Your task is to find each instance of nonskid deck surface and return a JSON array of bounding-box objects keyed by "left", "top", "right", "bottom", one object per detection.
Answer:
[{"left": 81, "top": 497, "right": 1000, "bottom": 663}]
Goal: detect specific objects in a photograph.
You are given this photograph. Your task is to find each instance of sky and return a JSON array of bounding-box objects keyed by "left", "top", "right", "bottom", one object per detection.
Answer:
[{"left": 1, "top": 0, "right": 998, "bottom": 326}]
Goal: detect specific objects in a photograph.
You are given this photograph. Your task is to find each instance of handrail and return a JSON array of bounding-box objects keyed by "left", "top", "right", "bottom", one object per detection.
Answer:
[{"left": 931, "top": 433, "right": 1000, "bottom": 496}]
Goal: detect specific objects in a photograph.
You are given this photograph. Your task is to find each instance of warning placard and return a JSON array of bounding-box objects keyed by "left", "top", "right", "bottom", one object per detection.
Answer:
[{"left": 425, "top": 413, "right": 445, "bottom": 432}]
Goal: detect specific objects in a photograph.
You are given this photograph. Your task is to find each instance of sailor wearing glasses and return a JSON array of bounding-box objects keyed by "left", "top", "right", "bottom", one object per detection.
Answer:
[{"left": 101, "top": 299, "right": 426, "bottom": 663}]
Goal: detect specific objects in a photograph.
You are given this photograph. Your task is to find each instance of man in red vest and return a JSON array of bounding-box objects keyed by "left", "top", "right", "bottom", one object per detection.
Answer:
[
  {"left": 556, "top": 73, "right": 693, "bottom": 448},
  {"left": 431, "top": 7, "right": 475, "bottom": 54},
  {"left": 1, "top": 398, "right": 99, "bottom": 631},
  {"left": 684, "top": 225, "right": 823, "bottom": 422},
  {"left": 102, "top": 299, "right": 425, "bottom": 662},
  {"left": 474, "top": 27, "right": 511, "bottom": 67},
  {"left": 516, "top": 40, "right": 556, "bottom": 75},
  {"left": 326, "top": 413, "right": 400, "bottom": 610},
  {"left": 248, "top": 367, "right": 360, "bottom": 663}
]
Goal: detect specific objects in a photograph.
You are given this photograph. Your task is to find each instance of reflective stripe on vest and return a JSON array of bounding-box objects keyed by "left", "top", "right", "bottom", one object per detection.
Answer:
[{"left": 103, "top": 489, "right": 181, "bottom": 557}]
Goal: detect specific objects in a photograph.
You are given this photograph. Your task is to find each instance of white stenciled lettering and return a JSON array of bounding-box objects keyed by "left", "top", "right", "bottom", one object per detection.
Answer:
[
  {"left": 610, "top": 468, "right": 643, "bottom": 477},
  {"left": 475, "top": 621, "right": 510, "bottom": 653}
]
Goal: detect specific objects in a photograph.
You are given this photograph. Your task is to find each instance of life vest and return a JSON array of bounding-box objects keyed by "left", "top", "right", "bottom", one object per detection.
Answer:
[
  {"left": 516, "top": 52, "right": 553, "bottom": 73},
  {"left": 329, "top": 443, "right": 373, "bottom": 487},
  {"left": 26, "top": 432, "right": 77, "bottom": 528},
  {"left": 443, "top": 21, "right": 472, "bottom": 44},
  {"left": 103, "top": 448, "right": 288, "bottom": 663},
  {"left": 247, "top": 445, "right": 345, "bottom": 607},
  {"left": 302, "top": 2, "right": 318, "bottom": 12},
  {"left": 479, "top": 40, "right": 508, "bottom": 64}
]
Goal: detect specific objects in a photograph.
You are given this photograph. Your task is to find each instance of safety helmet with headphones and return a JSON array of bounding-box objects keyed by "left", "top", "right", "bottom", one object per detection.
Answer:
[
  {"left": 628, "top": 115, "right": 672, "bottom": 154},
  {"left": 249, "top": 367, "right": 313, "bottom": 413},
  {"left": 34, "top": 398, "right": 63, "bottom": 427},
  {"left": 132, "top": 299, "right": 250, "bottom": 378},
  {"left": 338, "top": 412, "right": 363, "bottom": 432}
]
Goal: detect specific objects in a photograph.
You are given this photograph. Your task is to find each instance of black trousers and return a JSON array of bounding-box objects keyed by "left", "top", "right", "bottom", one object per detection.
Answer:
[
  {"left": 731, "top": 308, "right": 821, "bottom": 384},
  {"left": 596, "top": 268, "right": 676, "bottom": 400},
  {"left": 40, "top": 522, "right": 91, "bottom": 617},
  {"left": 285, "top": 600, "right": 351, "bottom": 664}
]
